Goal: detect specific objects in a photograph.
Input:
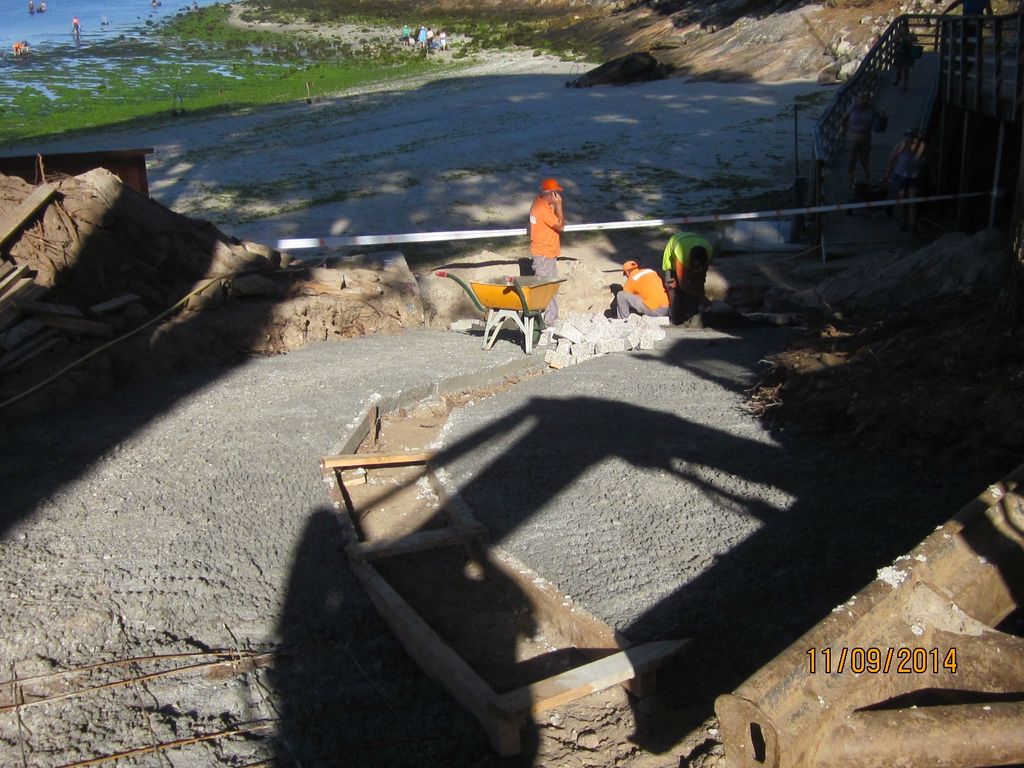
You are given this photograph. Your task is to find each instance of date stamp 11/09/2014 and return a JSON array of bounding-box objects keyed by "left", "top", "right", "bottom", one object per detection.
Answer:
[{"left": 806, "top": 646, "right": 958, "bottom": 675}]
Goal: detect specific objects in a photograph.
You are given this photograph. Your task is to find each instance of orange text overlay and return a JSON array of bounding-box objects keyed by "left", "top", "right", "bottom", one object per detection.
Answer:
[{"left": 806, "top": 646, "right": 958, "bottom": 675}]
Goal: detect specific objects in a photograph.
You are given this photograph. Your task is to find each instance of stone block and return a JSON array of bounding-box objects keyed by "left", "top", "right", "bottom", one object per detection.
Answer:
[
  {"left": 571, "top": 341, "right": 596, "bottom": 358},
  {"left": 545, "top": 349, "right": 575, "bottom": 369},
  {"left": 595, "top": 337, "right": 629, "bottom": 354},
  {"left": 555, "top": 324, "right": 585, "bottom": 344},
  {"left": 450, "top": 318, "right": 484, "bottom": 333}
]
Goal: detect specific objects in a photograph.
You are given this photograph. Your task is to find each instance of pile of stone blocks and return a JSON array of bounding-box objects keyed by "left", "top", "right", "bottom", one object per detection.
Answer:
[{"left": 541, "top": 312, "right": 668, "bottom": 369}]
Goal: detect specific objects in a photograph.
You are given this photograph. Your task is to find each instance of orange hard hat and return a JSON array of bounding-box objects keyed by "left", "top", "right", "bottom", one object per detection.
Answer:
[
  {"left": 540, "top": 178, "right": 563, "bottom": 192},
  {"left": 622, "top": 260, "right": 639, "bottom": 274}
]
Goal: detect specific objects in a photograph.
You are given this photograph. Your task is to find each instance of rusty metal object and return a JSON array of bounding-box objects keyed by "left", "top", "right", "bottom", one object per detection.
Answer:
[{"left": 716, "top": 463, "right": 1024, "bottom": 768}]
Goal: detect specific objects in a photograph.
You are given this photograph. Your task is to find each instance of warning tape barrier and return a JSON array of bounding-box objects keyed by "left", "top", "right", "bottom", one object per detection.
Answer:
[{"left": 275, "top": 190, "right": 990, "bottom": 251}]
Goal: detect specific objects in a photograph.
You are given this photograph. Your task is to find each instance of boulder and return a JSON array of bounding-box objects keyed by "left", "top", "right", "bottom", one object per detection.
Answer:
[{"left": 566, "top": 52, "right": 670, "bottom": 88}]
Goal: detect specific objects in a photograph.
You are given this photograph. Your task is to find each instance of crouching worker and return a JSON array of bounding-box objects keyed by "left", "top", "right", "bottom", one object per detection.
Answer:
[
  {"left": 662, "top": 232, "right": 713, "bottom": 326},
  {"left": 616, "top": 260, "right": 669, "bottom": 319}
]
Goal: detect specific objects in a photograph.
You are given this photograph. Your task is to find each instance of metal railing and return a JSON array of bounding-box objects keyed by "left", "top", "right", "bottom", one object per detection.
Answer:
[
  {"left": 811, "top": 14, "right": 944, "bottom": 177},
  {"left": 938, "top": 13, "right": 1024, "bottom": 118},
  {"left": 810, "top": 12, "right": 1024, "bottom": 210}
]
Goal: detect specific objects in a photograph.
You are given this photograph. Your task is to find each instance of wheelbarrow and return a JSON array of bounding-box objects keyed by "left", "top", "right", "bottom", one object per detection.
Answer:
[{"left": 434, "top": 272, "right": 564, "bottom": 354}]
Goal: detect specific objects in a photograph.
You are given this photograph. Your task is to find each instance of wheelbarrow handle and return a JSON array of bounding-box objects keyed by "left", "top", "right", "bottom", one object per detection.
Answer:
[{"left": 435, "top": 271, "right": 487, "bottom": 314}]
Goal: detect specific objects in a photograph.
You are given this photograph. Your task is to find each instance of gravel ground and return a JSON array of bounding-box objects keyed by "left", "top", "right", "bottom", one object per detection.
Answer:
[
  {"left": 432, "top": 323, "right": 983, "bottom": 763},
  {"left": 0, "top": 320, "right": 981, "bottom": 767},
  {"left": 0, "top": 332, "right": 542, "bottom": 767}
]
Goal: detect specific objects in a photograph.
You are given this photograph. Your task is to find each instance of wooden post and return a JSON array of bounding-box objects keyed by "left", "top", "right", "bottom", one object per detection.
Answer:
[
  {"left": 0, "top": 183, "right": 56, "bottom": 249},
  {"left": 989, "top": 119, "right": 1006, "bottom": 228},
  {"left": 957, "top": 109, "right": 970, "bottom": 228}
]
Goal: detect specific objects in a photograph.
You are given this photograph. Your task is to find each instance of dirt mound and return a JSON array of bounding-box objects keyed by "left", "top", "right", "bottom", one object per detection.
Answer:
[
  {"left": 751, "top": 290, "right": 1024, "bottom": 485},
  {"left": 0, "top": 171, "right": 422, "bottom": 422}
]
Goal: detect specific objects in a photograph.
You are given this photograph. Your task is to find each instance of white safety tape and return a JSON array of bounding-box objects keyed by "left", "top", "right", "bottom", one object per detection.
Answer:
[{"left": 275, "top": 190, "right": 990, "bottom": 250}]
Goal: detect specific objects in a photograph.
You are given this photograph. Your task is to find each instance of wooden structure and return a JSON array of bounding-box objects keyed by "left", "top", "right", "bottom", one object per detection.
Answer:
[
  {"left": 0, "top": 182, "right": 126, "bottom": 376},
  {"left": 811, "top": 11, "right": 1024, "bottom": 233},
  {"left": 716, "top": 463, "right": 1024, "bottom": 768},
  {"left": 0, "top": 148, "right": 154, "bottom": 197},
  {"left": 320, "top": 420, "right": 690, "bottom": 755}
]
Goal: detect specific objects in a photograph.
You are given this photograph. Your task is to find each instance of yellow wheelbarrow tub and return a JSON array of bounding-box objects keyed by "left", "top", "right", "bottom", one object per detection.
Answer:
[{"left": 467, "top": 276, "right": 563, "bottom": 312}]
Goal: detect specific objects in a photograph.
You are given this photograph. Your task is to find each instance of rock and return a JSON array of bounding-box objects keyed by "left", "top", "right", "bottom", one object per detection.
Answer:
[
  {"left": 817, "top": 62, "right": 842, "bottom": 84},
  {"left": 565, "top": 52, "right": 670, "bottom": 88},
  {"left": 576, "top": 730, "right": 602, "bottom": 750},
  {"left": 839, "top": 59, "right": 861, "bottom": 79},
  {"left": 242, "top": 240, "right": 280, "bottom": 260},
  {"left": 545, "top": 349, "right": 575, "bottom": 368},
  {"left": 450, "top": 318, "right": 483, "bottom": 333},
  {"left": 184, "top": 279, "right": 226, "bottom": 312},
  {"left": 229, "top": 273, "right": 284, "bottom": 299}
]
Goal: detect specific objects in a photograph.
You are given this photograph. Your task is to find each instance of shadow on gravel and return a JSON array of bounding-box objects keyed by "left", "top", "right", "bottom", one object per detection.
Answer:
[
  {"left": 270, "top": 507, "right": 503, "bottom": 767},
  {"left": 0, "top": 182, "right": 257, "bottom": 539},
  {"left": 426, "top": 326, "right": 979, "bottom": 762}
]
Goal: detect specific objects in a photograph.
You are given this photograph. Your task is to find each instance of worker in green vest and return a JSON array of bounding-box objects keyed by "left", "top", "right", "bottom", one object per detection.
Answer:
[{"left": 662, "top": 232, "right": 714, "bottom": 326}]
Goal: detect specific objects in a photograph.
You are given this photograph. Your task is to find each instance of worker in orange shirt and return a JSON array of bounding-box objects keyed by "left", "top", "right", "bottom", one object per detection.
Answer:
[
  {"left": 616, "top": 260, "right": 669, "bottom": 319},
  {"left": 529, "top": 178, "right": 564, "bottom": 324}
]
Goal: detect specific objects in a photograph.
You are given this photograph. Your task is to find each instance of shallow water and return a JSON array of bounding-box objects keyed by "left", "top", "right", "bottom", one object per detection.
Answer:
[
  {"left": 1, "top": 0, "right": 223, "bottom": 109},
  {"left": 1, "top": 0, "right": 216, "bottom": 52}
]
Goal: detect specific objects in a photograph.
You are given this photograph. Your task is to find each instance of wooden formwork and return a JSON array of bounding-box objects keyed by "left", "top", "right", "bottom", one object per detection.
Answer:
[{"left": 320, "top": 448, "right": 690, "bottom": 756}]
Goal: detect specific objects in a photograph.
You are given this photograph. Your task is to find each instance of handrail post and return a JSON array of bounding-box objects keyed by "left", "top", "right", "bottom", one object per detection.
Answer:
[{"left": 989, "top": 119, "right": 1006, "bottom": 228}]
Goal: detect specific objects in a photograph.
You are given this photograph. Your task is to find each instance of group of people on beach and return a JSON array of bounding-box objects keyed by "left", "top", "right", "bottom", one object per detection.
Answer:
[
  {"left": 400, "top": 24, "right": 448, "bottom": 52},
  {"left": 27, "top": 1, "right": 47, "bottom": 13}
]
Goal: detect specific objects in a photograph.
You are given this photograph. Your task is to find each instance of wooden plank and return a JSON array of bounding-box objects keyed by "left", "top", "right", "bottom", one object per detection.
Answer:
[
  {"left": 0, "top": 283, "right": 45, "bottom": 332},
  {"left": 35, "top": 314, "right": 113, "bottom": 337},
  {"left": 340, "top": 468, "right": 367, "bottom": 486},
  {"left": 495, "top": 639, "right": 692, "bottom": 718},
  {"left": 16, "top": 301, "right": 83, "bottom": 318},
  {"left": 89, "top": 293, "right": 141, "bottom": 314},
  {"left": 0, "top": 261, "right": 15, "bottom": 280},
  {"left": 0, "top": 183, "right": 57, "bottom": 249},
  {"left": 347, "top": 558, "right": 522, "bottom": 756},
  {"left": 321, "top": 451, "right": 434, "bottom": 470},
  {"left": 0, "top": 318, "right": 46, "bottom": 351},
  {"left": 319, "top": 467, "right": 361, "bottom": 541},
  {"left": 347, "top": 523, "right": 487, "bottom": 562},
  {"left": 0, "top": 265, "right": 30, "bottom": 299},
  {"left": 0, "top": 329, "right": 60, "bottom": 372}
]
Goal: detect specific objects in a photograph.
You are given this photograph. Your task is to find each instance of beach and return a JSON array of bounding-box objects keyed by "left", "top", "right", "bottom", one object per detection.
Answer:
[
  {"left": 0, "top": 0, "right": 216, "bottom": 51},
  {"left": 20, "top": 45, "right": 823, "bottom": 259}
]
